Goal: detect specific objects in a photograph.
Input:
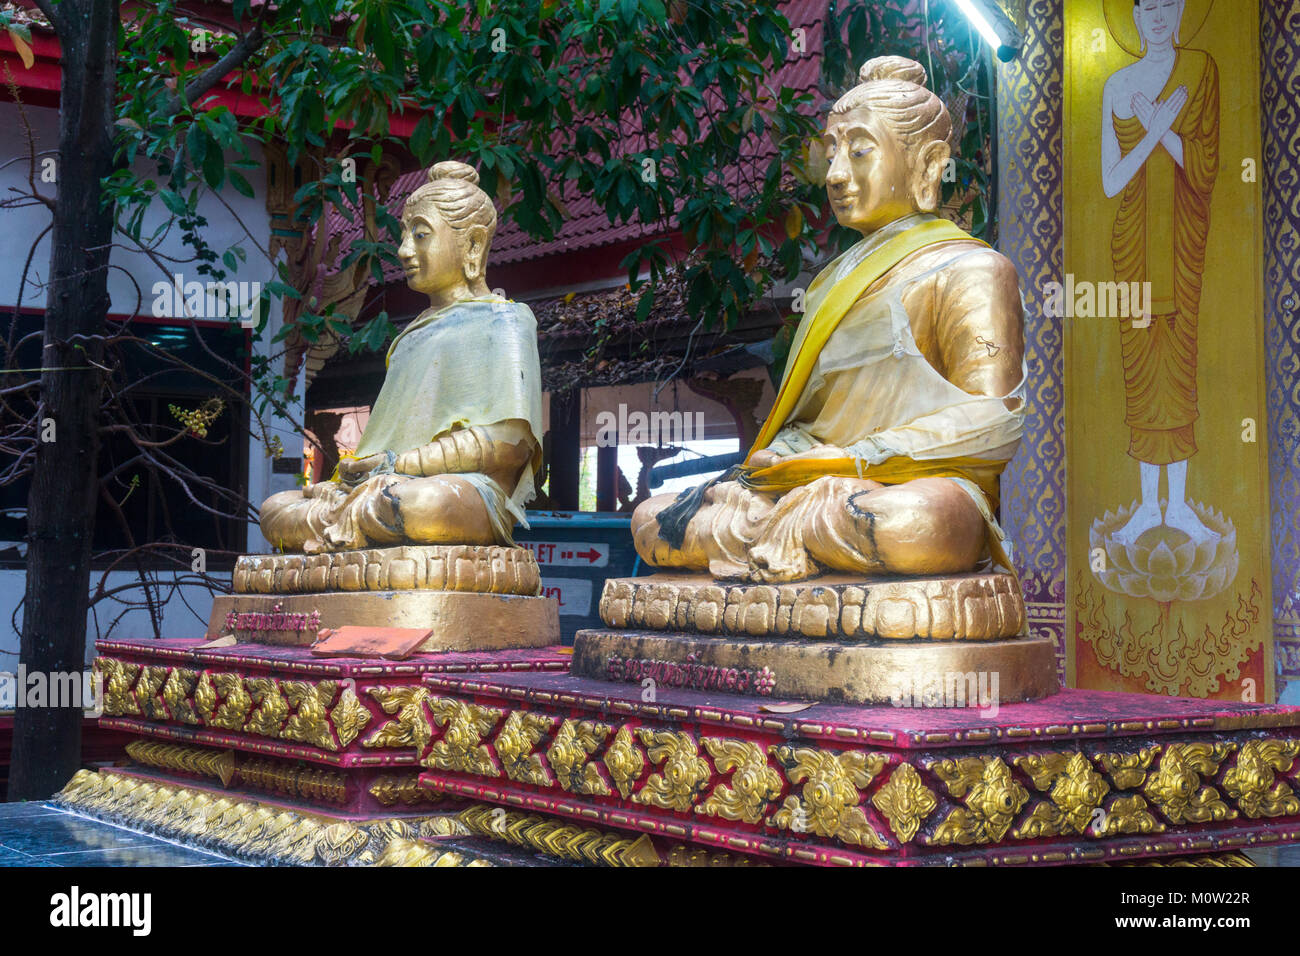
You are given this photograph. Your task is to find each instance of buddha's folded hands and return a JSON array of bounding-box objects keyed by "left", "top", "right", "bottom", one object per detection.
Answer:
[{"left": 393, "top": 418, "right": 536, "bottom": 487}]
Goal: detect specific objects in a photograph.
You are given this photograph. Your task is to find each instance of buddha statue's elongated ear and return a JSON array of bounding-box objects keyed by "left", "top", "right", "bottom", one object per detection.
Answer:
[
  {"left": 910, "top": 139, "right": 951, "bottom": 214},
  {"left": 462, "top": 223, "right": 490, "bottom": 283}
]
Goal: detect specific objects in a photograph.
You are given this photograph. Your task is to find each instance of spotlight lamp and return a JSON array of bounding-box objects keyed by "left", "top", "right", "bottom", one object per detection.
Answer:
[{"left": 953, "top": 0, "right": 1024, "bottom": 62}]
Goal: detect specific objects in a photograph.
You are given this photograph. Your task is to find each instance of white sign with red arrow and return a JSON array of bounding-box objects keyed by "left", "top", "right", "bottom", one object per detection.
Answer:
[{"left": 518, "top": 541, "right": 609, "bottom": 568}]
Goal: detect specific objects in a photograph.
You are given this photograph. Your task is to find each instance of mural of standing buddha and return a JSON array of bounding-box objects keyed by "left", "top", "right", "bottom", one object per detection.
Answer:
[{"left": 633, "top": 55, "right": 1027, "bottom": 587}]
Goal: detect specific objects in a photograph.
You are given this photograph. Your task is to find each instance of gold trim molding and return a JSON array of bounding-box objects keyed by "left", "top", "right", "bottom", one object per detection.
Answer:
[
  {"left": 56, "top": 770, "right": 482, "bottom": 867},
  {"left": 598, "top": 572, "right": 1026, "bottom": 640},
  {"left": 234, "top": 544, "right": 542, "bottom": 596}
]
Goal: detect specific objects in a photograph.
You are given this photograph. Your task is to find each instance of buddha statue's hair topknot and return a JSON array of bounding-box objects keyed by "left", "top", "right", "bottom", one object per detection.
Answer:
[
  {"left": 405, "top": 160, "right": 497, "bottom": 245},
  {"left": 831, "top": 55, "right": 953, "bottom": 154}
]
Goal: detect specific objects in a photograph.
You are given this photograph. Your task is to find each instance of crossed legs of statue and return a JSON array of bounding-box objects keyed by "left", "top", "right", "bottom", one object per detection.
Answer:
[
  {"left": 632, "top": 475, "right": 985, "bottom": 583},
  {"left": 260, "top": 473, "right": 498, "bottom": 553}
]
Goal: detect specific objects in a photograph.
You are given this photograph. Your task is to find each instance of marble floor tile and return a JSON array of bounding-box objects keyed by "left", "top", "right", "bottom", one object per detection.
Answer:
[
  {"left": 0, "top": 812, "right": 154, "bottom": 856},
  {"left": 41, "top": 842, "right": 232, "bottom": 867}
]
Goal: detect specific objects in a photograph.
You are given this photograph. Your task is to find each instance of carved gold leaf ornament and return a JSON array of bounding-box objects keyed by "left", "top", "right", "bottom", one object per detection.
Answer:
[
  {"left": 363, "top": 686, "right": 434, "bottom": 750},
  {"left": 928, "top": 756, "right": 1029, "bottom": 845},
  {"left": 1143, "top": 743, "right": 1236, "bottom": 824},
  {"left": 134, "top": 665, "right": 170, "bottom": 720},
  {"left": 125, "top": 740, "right": 236, "bottom": 787},
  {"left": 459, "top": 804, "right": 664, "bottom": 867},
  {"left": 193, "top": 670, "right": 218, "bottom": 723},
  {"left": 495, "top": 710, "right": 557, "bottom": 787},
  {"left": 236, "top": 757, "right": 348, "bottom": 804},
  {"left": 546, "top": 719, "right": 612, "bottom": 796},
  {"left": 633, "top": 729, "right": 712, "bottom": 812},
  {"left": 281, "top": 679, "right": 338, "bottom": 751},
  {"left": 426, "top": 697, "right": 502, "bottom": 776},
  {"left": 210, "top": 672, "right": 254, "bottom": 731},
  {"left": 245, "top": 677, "right": 291, "bottom": 737},
  {"left": 1222, "top": 739, "right": 1300, "bottom": 818},
  {"left": 1095, "top": 747, "right": 1162, "bottom": 789},
  {"left": 1012, "top": 752, "right": 1110, "bottom": 839},
  {"left": 369, "top": 773, "right": 442, "bottom": 807},
  {"left": 1096, "top": 793, "right": 1166, "bottom": 836},
  {"left": 329, "top": 683, "right": 372, "bottom": 750},
  {"left": 603, "top": 725, "right": 646, "bottom": 799},
  {"left": 101, "top": 658, "right": 141, "bottom": 716},
  {"left": 698, "top": 737, "right": 783, "bottom": 824},
  {"left": 160, "top": 667, "right": 200, "bottom": 724},
  {"left": 871, "top": 762, "right": 939, "bottom": 843},
  {"left": 771, "top": 746, "right": 888, "bottom": 849}
]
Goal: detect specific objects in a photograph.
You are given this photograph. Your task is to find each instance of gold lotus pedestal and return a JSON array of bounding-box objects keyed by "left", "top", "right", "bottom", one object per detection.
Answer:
[
  {"left": 572, "top": 572, "right": 1058, "bottom": 704},
  {"left": 207, "top": 544, "right": 559, "bottom": 652}
]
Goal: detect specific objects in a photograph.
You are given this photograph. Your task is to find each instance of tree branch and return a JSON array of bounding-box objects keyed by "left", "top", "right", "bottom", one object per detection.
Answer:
[{"left": 165, "top": 21, "right": 266, "bottom": 117}]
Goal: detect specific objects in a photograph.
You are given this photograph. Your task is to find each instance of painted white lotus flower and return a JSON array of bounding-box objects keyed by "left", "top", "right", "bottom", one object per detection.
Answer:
[{"left": 1089, "top": 500, "right": 1238, "bottom": 604}]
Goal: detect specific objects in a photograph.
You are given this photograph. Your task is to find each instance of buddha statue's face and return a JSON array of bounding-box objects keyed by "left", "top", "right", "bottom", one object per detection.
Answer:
[
  {"left": 397, "top": 203, "right": 474, "bottom": 300},
  {"left": 823, "top": 106, "right": 944, "bottom": 235},
  {"left": 1133, "top": 0, "right": 1184, "bottom": 49}
]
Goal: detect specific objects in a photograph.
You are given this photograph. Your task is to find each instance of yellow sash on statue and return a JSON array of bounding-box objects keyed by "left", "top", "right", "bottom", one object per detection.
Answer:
[
  {"left": 747, "top": 217, "right": 982, "bottom": 460},
  {"left": 735, "top": 219, "right": 1016, "bottom": 575},
  {"left": 740, "top": 453, "right": 1004, "bottom": 507}
]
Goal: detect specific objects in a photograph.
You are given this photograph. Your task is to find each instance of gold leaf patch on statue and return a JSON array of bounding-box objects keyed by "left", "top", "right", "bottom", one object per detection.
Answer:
[{"left": 311, "top": 626, "right": 434, "bottom": 660}]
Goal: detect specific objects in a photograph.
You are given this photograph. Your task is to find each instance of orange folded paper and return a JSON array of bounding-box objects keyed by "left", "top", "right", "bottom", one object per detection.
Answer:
[{"left": 310, "top": 626, "right": 433, "bottom": 660}]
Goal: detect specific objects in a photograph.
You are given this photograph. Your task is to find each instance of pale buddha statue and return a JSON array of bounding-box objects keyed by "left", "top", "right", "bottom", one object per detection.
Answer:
[
  {"left": 260, "top": 161, "right": 543, "bottom": 554},
  {"left": 632, "top": 56, "right": 1026, "bottom": 583}
]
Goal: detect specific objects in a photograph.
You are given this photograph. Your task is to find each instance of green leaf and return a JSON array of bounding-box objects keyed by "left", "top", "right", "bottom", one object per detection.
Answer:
[
  {"left": 201, "top": 145, "right": 225, "bottom": 189},
  {"left": 229, "top": 170, "right": 254, "bottom": 198},
  {"left": 160, "top": 189, "right": 188, "bottom": 217},
  {"left": 635, "top": 287, "right": 655, "bottom": 323}
]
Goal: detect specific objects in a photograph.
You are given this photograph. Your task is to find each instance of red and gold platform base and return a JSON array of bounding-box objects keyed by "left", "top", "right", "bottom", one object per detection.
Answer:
[{"left": 62, "top": 636, "right": 1300, "bottom": 866}]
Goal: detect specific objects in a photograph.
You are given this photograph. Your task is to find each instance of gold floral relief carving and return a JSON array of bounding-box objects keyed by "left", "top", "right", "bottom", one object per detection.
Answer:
[
  {"left": 927, "top": 757, "right": 1029, "bottom": 846},
  {"left": 1095, "top": 747, "right": 1161, "bottom": 789},
  {"left": 603, "top": 725, "right": 645, "bottom": 799},
  {"left": 1221, "top": 739, "right": 1300, "bottom": 819},
  {"left": 425, "top": 697, "right": 502, "bottom": 776},
  {"left": 1095, "top": 793, "right": 1166, "bottom": 836},
  {"left": 244, "top": 678, "right": 290, "bottom": 738},
  {"left": 494, "top": 710, "right": 557, "bottom": 788},
  {"left": 1143, "top": 743, "right": 1236, "bottom": 824},
  {"left": 871, "top": 762, "right": 939, "bottom": 844},
  {"left": 134, "top": 665, "right": 170, "bottom": 721},
  {"left": 698, "top": 737, "right": 783, "bottom": 825},
  {"left": 547, "top": 719, "right": 612, "bottom": 797},
  {"left": 208, "top": 672, "right": 254, "bottom": 732},
  {"left": 100, "top": 658, "right": 141, "bottom": 717},
  {"left": 633, "top": 730, "right": 712, "bottom": 812},
  {"left": 160, "top": 668, "right": 201, "bottom": 725},
  {"left": 362, "top": 686, "right": 434, "bottom": 751},
  {"left": 369, "top": 773, "right": 442, "bottom": 807},
  {"left": 1012, "top": 752, "right": 1110, "bottom": 839},
  {"left": 329, "top": 684, "right": 372, "bottom": 750},
  {"left": 281, "top": 680, "right": 339, "bottom": 751},
  {"left": 193, "top": 670, "right": 218, "bottom": 723},
  {"left": 770, "top": 746, "right": 888, "bottom": 849}
]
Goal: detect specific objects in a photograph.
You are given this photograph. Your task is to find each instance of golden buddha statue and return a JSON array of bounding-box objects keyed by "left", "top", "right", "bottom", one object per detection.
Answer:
[
  {"left": 260, "top": 161, "right": 543, "bottom": 555},
  {"left": 631, "top": 56, "right": 1026, "bottom": 585}
]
